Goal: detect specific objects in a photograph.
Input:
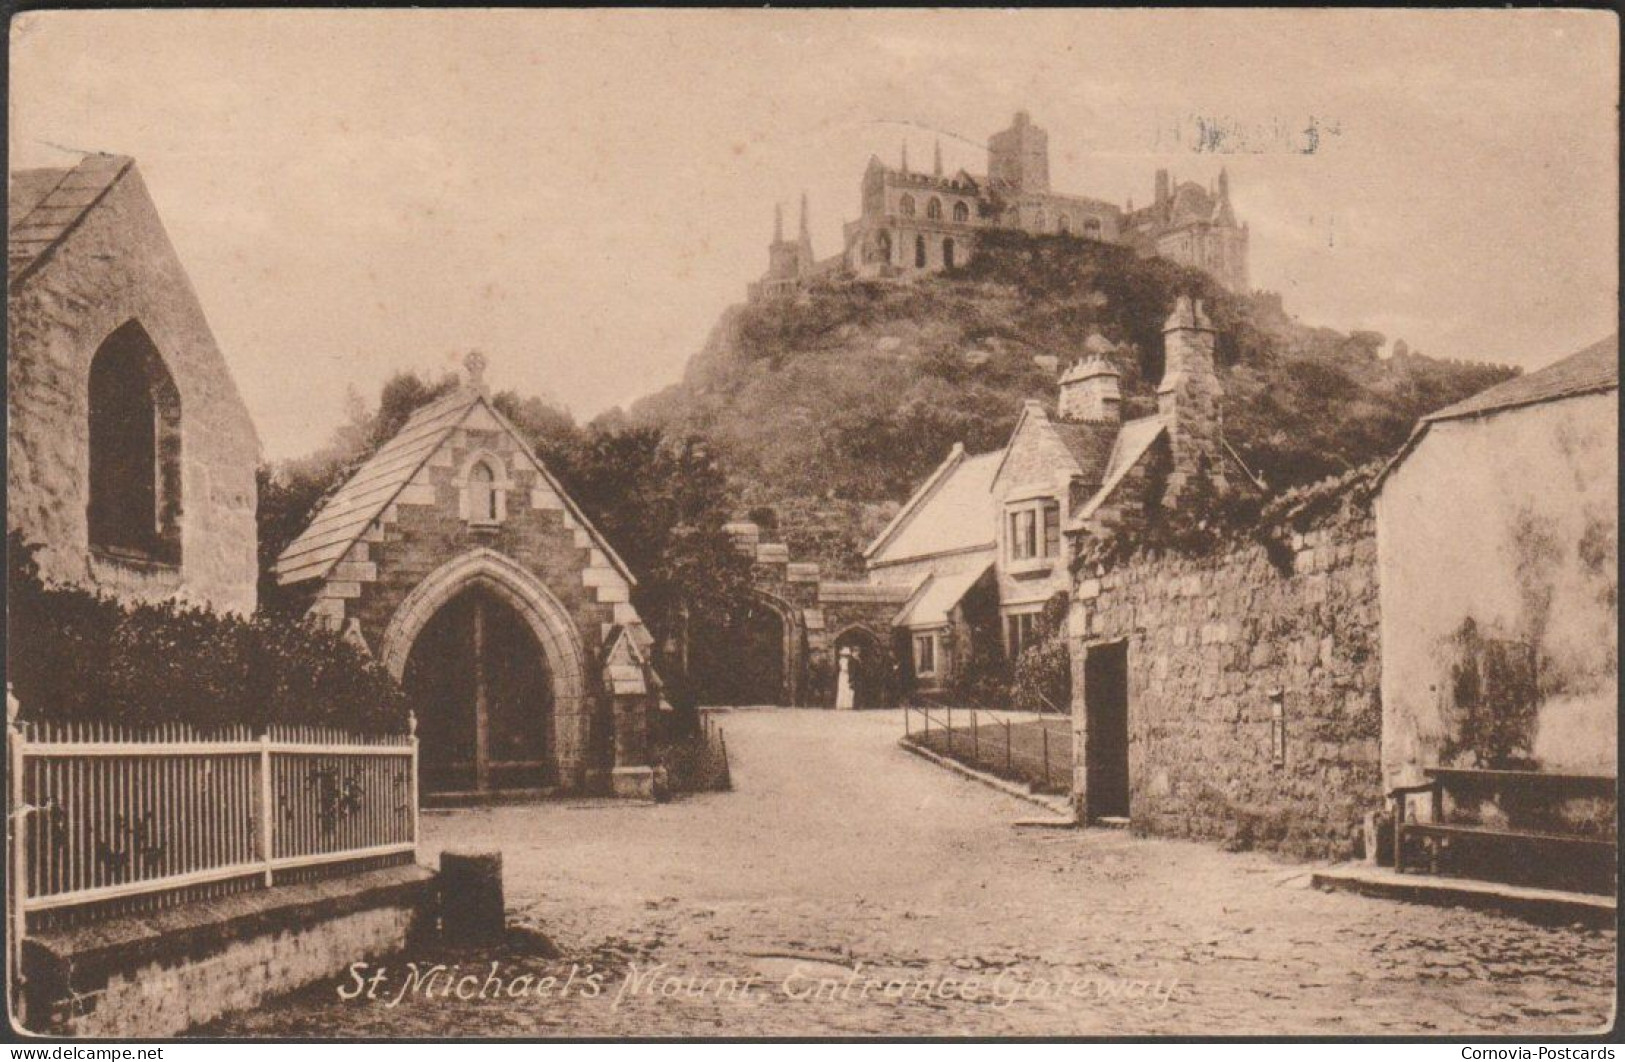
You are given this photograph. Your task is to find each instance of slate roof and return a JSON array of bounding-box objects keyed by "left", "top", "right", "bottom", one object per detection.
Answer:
[
  {"left": 892, "top": 560, "right": 992, "bottom": 630},
  {"left": 1424, "top": 335, "right": 1618, "bottom": 423},
  {"left": 9, "top": 155, "right": 133, "bottom": 284},
  {"left": 1075, "top": 414, "right": 1169, "bottom": 523},
  {"left": 1378, "top": 334, "right": 1619, "bottom": 488},
  {"left": 1049, "top": 420, "right": 1120, "bottom": 485},
  {"left": 275, "top": 386, "right": 635, "bottom": 587},
  {"left": 864, "top": 445, "right": 1001, "bottom": 565}
]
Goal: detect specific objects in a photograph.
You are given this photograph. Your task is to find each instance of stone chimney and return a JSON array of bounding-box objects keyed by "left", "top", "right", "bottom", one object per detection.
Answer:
[
  {"left": 1158, "top": 296, "right": 1227, "bottom": 502},
  {"left": 1057, "top": 336, "right": 1122, "bottom": 423}
]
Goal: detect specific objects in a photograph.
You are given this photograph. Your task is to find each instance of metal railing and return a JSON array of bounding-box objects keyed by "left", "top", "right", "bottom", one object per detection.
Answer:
[
  {"left": 902, "top": 703, "right": 1068, "bottom": 795},
  {"left": 9, "top": 710, "right": 418, "bottom": 922}
]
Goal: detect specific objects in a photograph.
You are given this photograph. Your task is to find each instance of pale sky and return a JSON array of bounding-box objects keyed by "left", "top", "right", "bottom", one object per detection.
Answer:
[{"left": 10, "top": 9, "right": 1618, "bottom": 459}]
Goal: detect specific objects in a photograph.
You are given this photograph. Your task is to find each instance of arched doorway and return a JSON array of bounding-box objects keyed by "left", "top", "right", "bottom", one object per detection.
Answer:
[
  {"left": 833, "top": 625, "right": 890, "bottom": 709},
  {"left": 687, "top": 591, "right": 804, "bottom": 707},
  {"left": 402, "top": 585, "right": 554, "bottom": 795}
]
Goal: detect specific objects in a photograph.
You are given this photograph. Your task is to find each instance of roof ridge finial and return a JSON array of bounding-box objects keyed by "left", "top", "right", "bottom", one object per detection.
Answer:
[{"left": 464, "top": 350, "right": 489, "bottom": 394}]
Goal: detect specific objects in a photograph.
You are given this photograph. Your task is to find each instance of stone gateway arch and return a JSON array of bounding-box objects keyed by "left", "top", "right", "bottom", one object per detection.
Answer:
[{"left": 274, "top": 356, "right": 666, "bottom": 800}]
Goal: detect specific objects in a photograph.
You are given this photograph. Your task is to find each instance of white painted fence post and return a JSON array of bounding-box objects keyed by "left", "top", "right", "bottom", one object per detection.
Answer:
[
  {"left": 259, "top": 729, "right": 275, "bottom": 887},
  {"left": 8, "top": 685, "right": 30, "bottom": 1028}
]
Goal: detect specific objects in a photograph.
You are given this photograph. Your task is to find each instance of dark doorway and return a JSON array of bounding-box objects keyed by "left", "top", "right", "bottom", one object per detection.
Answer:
[
  {"left": 690, "top": 598, "right": 789, "bottom": 706},
  {"left": 1083, "top": 640, "right": 1130, "bottom": 820},
  {"left": 833, "top": 627, "right": 889, "bottom": 708},
  {"left": 403, "top": 586, "right": 554, "bottom": 795}
]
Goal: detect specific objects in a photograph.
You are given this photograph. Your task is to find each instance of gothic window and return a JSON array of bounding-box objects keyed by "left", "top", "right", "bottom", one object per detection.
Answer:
[
  {"left": 952, "top": 201, "right": 970, "bottom": 223},
  {"left": 1034, "top": 208, "right": 1047, "bottom": 232},
  {"left": 1057, "top": 214, "right": 1071, "bottom": 234},
  {"left": 470, "top": 462, "right": 498, "bottom": 522},
  {"left": 899, "top": 194, "right": 915, "bottom": 218},
  {"left": 875, "top": 230, "right": 892, "bottom": 263},
  {"left": 926, "top": 197, "right": 943, "bottom": 220},
  {"left": 87, "top": 320, "right": 182, "bottom": 564},
  {"left": 943, "top": 238, "right": 956, "bottom": 269},
  {"left": 915, "top": 235, "right": 927, "bottom": 268},
  {"left": 1084, "top": 217, "right": 1103, "bottom": 239},
  {"left": 460, "top": 453, "right": 509, "bottom": 525}
]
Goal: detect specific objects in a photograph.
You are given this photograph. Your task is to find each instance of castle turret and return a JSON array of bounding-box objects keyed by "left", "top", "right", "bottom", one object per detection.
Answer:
[
  {"left": 1058, "top": 353, "right": 1122, "bottom": 424},
  {"left": 798, "top": 191, "right": 814, "bottom": 262},
  {"left": 988, "top": 110, "right": 1050, "bottom": 195},
  {"left": 1155, "top": 169, "right": 1170, "bottom": 210},
  {"left": 1158, "top": 296, "right": 1227, "bottom": 502}
]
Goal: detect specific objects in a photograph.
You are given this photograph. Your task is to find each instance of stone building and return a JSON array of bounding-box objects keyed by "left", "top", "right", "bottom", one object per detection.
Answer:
[
  {"left": 1374, "top": 335, "right": 1618, "bottom": 788},
  {"left": 862, "top": 444, "right": 1001, "bottom": 696},
  {"left": 751, "top": 111, "right": 1249, "bottom": 300},
  {"left": 274, "top": 354, "right": 664, "bottom": 799},
  {"left": 7, "top": 155, "right": 260, "bottom": 614},
  {"left": 1067, "top": 472, "right": 1383, "bottom": 857},
  {"left": 862, "top": 296, "right": 1256, "bottom": 696}
]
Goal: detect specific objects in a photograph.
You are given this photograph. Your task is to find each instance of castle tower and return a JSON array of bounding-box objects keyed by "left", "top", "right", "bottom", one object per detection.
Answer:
[
  {"left": 1057, "top": 354, "right": 1122, "bottom": 423},
  {"left": 988, "top": 111, "right": 1050, "bottom": 196},
  {"left": 798, "top": 191, "right": 814, "bottom": 263},
  {"left": 1154, "top": 169, "right": 1171, "bottom": 210},
  {"left": 1158, "top": 296, "right": 1228, "bottom": 503},
  {"left": 766, "top": 200, "right": 803, "bottom": 285}
]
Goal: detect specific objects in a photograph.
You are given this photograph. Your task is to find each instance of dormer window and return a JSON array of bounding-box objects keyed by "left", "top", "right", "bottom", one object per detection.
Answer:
[
  {"left": 1006, "top": 499, "right": 1060, "bottom": 564},
  {"left": 459, "top": 453, "right": 509, "bottom": 526}
]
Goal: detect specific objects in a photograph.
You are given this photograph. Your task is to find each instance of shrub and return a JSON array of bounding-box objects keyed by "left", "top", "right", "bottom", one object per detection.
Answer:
[
  {"left": 8, "top": 532, "right": 407, "bottom": 734},
  {"left": 1011, "top": 593, "right": 1072, "bottom": 713}
]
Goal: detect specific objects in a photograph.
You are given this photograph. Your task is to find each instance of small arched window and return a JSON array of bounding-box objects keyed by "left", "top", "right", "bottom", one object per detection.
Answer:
[
  {"left": 952, "top": 201, "right": 970, "bottom": 223},
  {"left": 1034, "top": 208, "right": 1047, "bottom": 231},
  {"left": 460, "top": 453, "right": 508, "bottom": 525},
  {"left": 898, "top": 194, "right": 916, "bottom": 218},
  {"left": 87, "top": 320, "right": 182, "bottom": 564},
  {"left": 926, "top": 197, "right": 943, "bottom": 220},
  {"left": 915, "top": 235, "right": 927, "bottom": 268},
  {"left": 1056, "top": 214, "right": 1071, "bottom": 234},
  {"left": 469, "top": 461, "right": 498, "bottom": 522},
  {"left": 875, "top": 230, "right": 892, "bottom": 263},
  {"left": 943, "top": 238, "right": 956, "bottom": 269},
  {"left": 1083, "top": 217, "right": 1103, "bottom": 239}
]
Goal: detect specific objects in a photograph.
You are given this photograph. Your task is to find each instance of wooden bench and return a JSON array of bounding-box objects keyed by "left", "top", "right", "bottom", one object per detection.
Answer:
[{"left": 1391, "top": 768, "right": 1617, "bottom": 895}]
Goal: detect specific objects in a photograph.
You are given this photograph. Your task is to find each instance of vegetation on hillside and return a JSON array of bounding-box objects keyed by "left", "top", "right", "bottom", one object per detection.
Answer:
[{"left": 631, "top": 231, "right": 1517, "bottom": 572}]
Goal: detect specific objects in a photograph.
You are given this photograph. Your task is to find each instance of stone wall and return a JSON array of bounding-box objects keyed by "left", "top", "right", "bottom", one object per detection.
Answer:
[
  {"left": 8, "top": 160, "right": 259, "bottom": 615},
  {"left": 25, "top": 865, "right": 433, "bottom": 1038},
  {"left": 1069, "top": 496, "right": 1381, "bottom": 859}
]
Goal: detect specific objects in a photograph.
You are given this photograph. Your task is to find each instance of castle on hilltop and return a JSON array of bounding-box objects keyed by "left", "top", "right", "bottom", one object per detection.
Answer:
[{"left": 749, "top": 110, "right": 1250, "bottom": 300}]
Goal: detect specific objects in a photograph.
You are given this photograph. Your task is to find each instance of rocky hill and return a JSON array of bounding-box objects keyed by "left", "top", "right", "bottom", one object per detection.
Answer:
[{"left": 630, "top": 231, "right": 1516, "bottom": 574}]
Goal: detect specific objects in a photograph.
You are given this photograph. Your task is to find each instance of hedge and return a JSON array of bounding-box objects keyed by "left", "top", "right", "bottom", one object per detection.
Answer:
[{"left": 8, "top": 533, "right": 407, "bottom": 734}]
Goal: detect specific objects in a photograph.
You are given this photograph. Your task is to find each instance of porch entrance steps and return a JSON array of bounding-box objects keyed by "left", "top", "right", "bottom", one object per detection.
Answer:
[
  {"left": 898, "top": 736, "right": 1075, "bottom": 824},
  {"left": 1311, "top": 863, "right": 1617, "bottom": 929}
]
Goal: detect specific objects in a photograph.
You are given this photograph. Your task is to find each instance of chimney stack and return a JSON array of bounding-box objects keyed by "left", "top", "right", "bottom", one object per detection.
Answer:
[
  {"left": 1158, "top": 296, "right": 1227, "bottom": 503},
  {"left": 1057, "top": 335, "right": 1123, "bottom": 423}
]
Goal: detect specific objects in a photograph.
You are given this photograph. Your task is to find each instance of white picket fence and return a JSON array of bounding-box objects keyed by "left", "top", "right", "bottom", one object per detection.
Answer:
[{"left": 6, "top": 704, "right": 419, "bottom": 930}]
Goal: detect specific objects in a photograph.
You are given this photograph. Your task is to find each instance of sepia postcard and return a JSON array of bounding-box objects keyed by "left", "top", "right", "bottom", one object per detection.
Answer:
[{"left": 4, "top": 7, "right": 1619, "bottom": 1046}]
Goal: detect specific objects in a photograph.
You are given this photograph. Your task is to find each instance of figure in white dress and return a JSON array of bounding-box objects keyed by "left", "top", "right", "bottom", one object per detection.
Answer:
[{"left": 835, "top": 646, "right": 855, "bottom": 711}]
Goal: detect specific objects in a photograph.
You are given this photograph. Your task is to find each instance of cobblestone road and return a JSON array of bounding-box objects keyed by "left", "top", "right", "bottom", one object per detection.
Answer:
[{"left": 210, "top": 709, "right": 1616, "bottom": 1037}]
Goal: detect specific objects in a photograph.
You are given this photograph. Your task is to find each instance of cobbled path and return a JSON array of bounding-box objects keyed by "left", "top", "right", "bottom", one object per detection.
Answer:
[{"left": 206, "top": 709, "right": 1616, "bottom": 1037}]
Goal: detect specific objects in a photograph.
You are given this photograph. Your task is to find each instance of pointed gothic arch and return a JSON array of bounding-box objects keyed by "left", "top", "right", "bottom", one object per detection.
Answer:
[{"left": 379, "top": 547, "right": 590, "bottom": 783}]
